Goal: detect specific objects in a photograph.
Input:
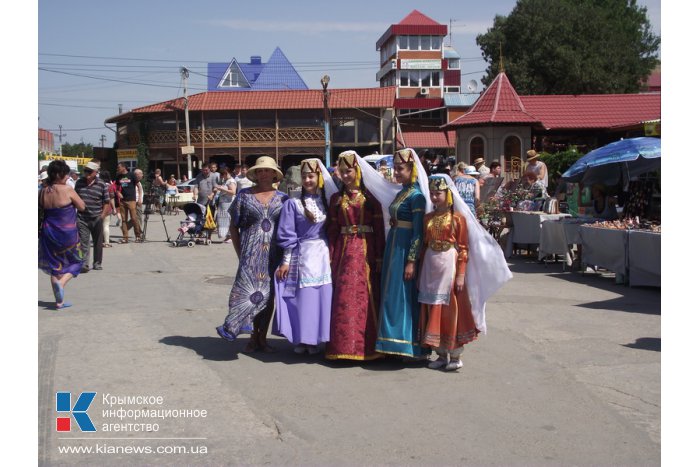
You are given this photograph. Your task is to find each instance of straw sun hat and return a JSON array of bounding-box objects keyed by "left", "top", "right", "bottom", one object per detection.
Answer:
[
  {"left": 526, "top": 149, "right": 540, "bottom": 162},
  {"left": 247, "top": 156, "right": 283, "bottom": 182}
]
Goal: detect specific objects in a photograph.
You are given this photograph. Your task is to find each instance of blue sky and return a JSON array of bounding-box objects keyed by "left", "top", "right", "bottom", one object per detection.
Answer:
[{"left": 37, "top": 0, "right": 661, "bottom": 148}]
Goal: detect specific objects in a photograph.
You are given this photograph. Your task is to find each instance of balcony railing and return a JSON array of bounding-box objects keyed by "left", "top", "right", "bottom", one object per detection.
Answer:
[{"left": 127, "top": 127, "right": 326, "bottom": 146}]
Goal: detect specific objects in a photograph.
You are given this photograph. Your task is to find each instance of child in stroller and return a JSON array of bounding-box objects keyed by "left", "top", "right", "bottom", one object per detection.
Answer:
[{"left": 172, "top": 202, "right": 213, "bottom": 247}]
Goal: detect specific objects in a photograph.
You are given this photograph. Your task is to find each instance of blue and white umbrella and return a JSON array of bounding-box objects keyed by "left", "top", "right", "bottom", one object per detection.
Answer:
[{"left": 562, "top": 137, "right": 661, "bottom": 185}]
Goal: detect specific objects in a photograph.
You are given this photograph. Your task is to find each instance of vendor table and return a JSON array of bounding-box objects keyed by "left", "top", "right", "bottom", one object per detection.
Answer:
[
  {"left": 538, "top": 219, "right": 594, "bottom": 267},
  {"left": 579, "top": 226, "right": 628, "bottom": 276},
  {"left": 628, "top": 230, "right": 661, "bottom": 287},
  {"left": 505, "top": 211, "right": 571, "bottom": 258}
]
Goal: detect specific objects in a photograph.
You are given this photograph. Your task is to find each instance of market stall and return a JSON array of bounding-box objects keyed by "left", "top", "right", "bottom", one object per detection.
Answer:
[
  {"left": 538, "top": 218, "right": 594, "bottom": 267},
  {"left": 504, "top": 211, "right": 571, "bottom": 258},
  {"left": 579, "top": 224, "right": 629, "bottom": 277},
  {"left": 628, "top": 230, "right": 661, "bottom": 287}
]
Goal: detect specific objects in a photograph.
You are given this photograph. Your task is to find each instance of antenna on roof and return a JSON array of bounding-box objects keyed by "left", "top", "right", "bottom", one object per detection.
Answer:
[
  {"left": 449, "top": 18, "right": 454, "bottom": 46},
  {"left": 499, "top": 42, "right": 505, "bottom": 73},
  {"left": 467, "top": 80, "right": 478, "bottom": 92}
]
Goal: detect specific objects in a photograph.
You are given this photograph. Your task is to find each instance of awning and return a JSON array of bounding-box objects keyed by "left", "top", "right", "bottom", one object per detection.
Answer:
[{"left": 397, "top": 130, "right": 455, "bottom": 149}]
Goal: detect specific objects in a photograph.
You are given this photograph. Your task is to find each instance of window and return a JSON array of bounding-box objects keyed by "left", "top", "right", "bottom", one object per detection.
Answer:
[
  {"left": 409, "top": 36, "right": 420, "bottom": 50},
  {"left": 398, "top": 109, "right": 442, "bottom": 120},
  {"left": 399, "top": 35, "right": 408, "bottom": 50},
  {"left": 470, "top": 137, "right": 485, "bottom": 161},
  {"left": 409, "top": 71, "right": 419, "bottom": 87},
  {"left": 421, "top": 36, "right": 431, "bottom": 51},
  {"left": 448, "top": 58, "right": 460, "bottom": 69},
  {"left": 444, "top": 86, "right": 460, "bottom": 93},
  {"left": 400, "top": 71, "right": 409, "bottom": 87},
  {"left": 432, "top": 71, "right": 441, "bottom": 86},
  {"left": 431, "top": 36, "right": 442, "bottom": 50},
  {"left": 420, "top": 71, "right": 431, "bottom": 87},
  {"left": 504, "top": 135, "right": 521, "bottom": 159}
]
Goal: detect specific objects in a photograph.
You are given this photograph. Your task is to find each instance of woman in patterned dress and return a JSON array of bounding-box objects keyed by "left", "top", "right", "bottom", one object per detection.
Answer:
[
  {"left": 39, "top": 160, "right": 86, "bottom": 309},
  {"left": 216, "top": 156, "right": 288, "bottom": 353},
  {"left": 325, "top": 151, "right": 385, "bottom": 361},
  {"left": 453, "top": 162, "right": 480, "bottom": 217}
]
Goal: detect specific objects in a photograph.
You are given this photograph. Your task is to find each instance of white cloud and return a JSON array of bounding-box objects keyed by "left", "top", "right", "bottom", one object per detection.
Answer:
[{"left": 209, "top": 19, "right": 387, "bottom": 35}]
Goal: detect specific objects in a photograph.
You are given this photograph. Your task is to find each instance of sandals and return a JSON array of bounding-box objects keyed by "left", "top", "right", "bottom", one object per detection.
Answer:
[
  {"left": 119, "top": 239, "right": 129, "bottom": 244},
  {"left": 55, "top": 301, "right": 73, "bottom": 310},
  {"left": 103, "top": 243, "right": 112, "bottom": 248}
]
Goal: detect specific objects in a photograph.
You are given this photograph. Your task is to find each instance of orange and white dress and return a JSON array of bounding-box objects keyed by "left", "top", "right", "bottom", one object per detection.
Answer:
[{"left": 417, "top": 210, "right": 479, "bottom": 351}]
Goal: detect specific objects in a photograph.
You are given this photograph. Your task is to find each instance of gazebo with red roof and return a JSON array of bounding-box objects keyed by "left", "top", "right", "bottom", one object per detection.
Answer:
[{"left": 442, "top": 71, "right": 660, "bottom": 177}]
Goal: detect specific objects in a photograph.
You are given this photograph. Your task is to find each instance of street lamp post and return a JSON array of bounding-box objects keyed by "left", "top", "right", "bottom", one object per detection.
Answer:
[{"left": 321, "top": 75, "right": 331, "bottom": 167}]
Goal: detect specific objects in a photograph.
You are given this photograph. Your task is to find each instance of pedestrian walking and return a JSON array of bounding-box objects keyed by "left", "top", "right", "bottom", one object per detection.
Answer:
[
  {"left": 39, "top": 160, "right": 86, "bottom": 309},
  {"left": 74, "top": 161, "right": 110, "bottom": 272}
]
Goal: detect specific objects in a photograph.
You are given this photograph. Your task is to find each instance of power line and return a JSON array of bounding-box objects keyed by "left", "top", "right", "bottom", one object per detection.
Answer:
[{"left": 39, "top": 102, "right": 117, "bottom": 110}]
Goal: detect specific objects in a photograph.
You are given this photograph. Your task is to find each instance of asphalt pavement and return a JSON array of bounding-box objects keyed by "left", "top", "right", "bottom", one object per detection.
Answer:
[{"left": 38, "top": 211, "right": 660, "bottom": 466}]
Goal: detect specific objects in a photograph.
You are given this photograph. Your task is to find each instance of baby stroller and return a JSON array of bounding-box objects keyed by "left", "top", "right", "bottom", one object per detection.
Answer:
[{"left": 172, "top": 202, "right": 212, "bottom": 247}]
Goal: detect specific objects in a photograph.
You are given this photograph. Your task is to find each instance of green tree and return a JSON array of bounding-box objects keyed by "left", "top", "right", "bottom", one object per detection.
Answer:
[
  {"left": 476, "top": 0, "right": 660, "bottom": 94},
  {"left": 61, "top": 142, "right": 94, "bottom": 157}
]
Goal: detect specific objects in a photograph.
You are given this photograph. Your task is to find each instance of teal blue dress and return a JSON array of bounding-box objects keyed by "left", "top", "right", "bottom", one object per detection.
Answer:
[{"left": 375, "top": 183, "right": 429, "bottom": 357}]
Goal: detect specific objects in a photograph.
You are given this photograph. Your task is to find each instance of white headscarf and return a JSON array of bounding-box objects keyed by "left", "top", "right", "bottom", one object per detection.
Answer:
[
  {"left": 300, "top": 158, "right": 338, "bottom": 205},
  {"left": 355, "top": 148, "right": 430, "bottom": 238},
  {"left": 427, "top": 173, "right": 513, "bottom": 334}
]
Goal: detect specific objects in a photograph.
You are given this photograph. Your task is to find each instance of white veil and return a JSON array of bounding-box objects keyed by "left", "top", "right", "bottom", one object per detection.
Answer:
[
  {"left": 355, "top": 148, "right": 430, "bottom": 238},
  {"left": 302, "top": 158, "right": 338, "bottom": 205},
  {"left": 427, "top": 173, "right": 513, "bottom": 334}
]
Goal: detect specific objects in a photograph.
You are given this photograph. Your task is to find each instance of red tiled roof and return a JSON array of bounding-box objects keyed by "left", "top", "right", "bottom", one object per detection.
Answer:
[
  {"left": 443, "top": 71, "right": 661, "bottom": 130},
  {"left": 376, "top": 10, "right": 447, "bottom": 49},
  {"left": 398, "top": 130, "right": 456, "bottom": 149},
  {"left": 107, "top": 87, "right": 396, "bottom": 122},
  {"left": 397, "top": 10, "right": 442, "bottom": 26},
  {"left": 519, "top": 94, "right": 660, "bottom": 129},
  {"left": 444, "top": 72, "right": 540, "bottom": 127}
]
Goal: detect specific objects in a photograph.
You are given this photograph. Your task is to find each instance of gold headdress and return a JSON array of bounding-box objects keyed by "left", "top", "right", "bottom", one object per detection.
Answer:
[
  {"left": 394, "top": 148, "right": 418, "bottom": 184},
  {"left": 428, "top": 175, "right": 453, "bottom": 206},
  {"left": 300, "top": 158, "right": 324, "bottom": 189},
  {"left": 337, "top": 151, "right": 362, "bottom": 187}
]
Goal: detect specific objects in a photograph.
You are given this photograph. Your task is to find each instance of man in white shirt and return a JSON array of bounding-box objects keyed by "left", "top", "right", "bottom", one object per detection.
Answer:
[
  {"left": 67, "top": 170, "right": 79, "bottom": 188},
  {"left": 236, "top": 164, "right": 254, "bottom": 191}
]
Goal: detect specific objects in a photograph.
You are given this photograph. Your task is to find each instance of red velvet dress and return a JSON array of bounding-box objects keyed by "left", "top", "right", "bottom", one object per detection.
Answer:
[{"left": 325, "top": 190, "right": 385, "bottom": 360}]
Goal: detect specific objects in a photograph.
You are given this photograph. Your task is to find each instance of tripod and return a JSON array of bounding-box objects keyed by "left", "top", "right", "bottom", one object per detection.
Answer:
[{"left": 142, "top": 185, "right": 171, "bottom": 242}]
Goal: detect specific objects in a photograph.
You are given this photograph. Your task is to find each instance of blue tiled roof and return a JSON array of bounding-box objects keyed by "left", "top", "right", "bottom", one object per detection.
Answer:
[
  {"left": 444, "top": 93, "right": 479, "bottom": 107},
  {"left": 251, "top": 47, "right": 308, "bottom": 90},
  {"left": 207, "top": 47, "right": 308, "bottom": 91},
  {"left": 239, "top": 63, "right": 265, "bottom": 84}
]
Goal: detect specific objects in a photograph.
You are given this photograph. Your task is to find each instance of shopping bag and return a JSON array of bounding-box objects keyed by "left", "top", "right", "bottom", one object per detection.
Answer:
[{"left": 204, "top": 204, "right": 217, "bottom": 230}]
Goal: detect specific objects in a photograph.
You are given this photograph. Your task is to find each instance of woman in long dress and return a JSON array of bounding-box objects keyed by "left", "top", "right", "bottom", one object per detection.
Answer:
[
  {"left": 216, "top": 156, "right": 288, "bottom": 353},
  {"left": 453, "top": 162, "right": 480, "bottom": 217},
  {"left": 273, "top": 159, "right": 337, "bottom": 354},
  {"left": 418, "top": 175, "right": 479, "bottom": 371},
  {"left": 325, "top": 151, "right": 385, "bottom": 361},
  {"left": 374, "top": 148, "right": 431, "bottom": 359},
  {"left": 214, "top": 166, "right": 237, "bottom": 243},
  {"left": 39, "top": 160, "right": 86, "bottom": 309}
]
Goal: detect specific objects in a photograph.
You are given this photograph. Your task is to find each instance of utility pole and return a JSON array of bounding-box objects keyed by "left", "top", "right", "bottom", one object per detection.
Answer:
[
  {"left": 321, "top": 75, "right": 331, "bottom": 167},
  {"left": 57, "top": 125, "right": 67, "bottom": 156},
  {"left": 99, "top": 134, "right": 107, "bottom": 148},
  {"left": 181, "top": 67, "right": 193, "bottom": 179}
]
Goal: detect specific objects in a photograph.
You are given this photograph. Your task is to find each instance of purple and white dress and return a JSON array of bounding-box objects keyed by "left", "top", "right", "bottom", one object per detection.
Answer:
[{"left": 273, "top": 195, "right": 332, "bottom": 346}]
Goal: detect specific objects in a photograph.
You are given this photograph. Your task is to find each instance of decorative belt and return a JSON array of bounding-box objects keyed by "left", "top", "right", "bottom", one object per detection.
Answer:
[
  {"left": 429, "top": 239, "right": 455, "bottom": 252},
  {"left": 389, "top": 219, "right": 413, "bottom": 229},
  {"left": 340, "top": 224, "right": 374, "bottom": 235}
]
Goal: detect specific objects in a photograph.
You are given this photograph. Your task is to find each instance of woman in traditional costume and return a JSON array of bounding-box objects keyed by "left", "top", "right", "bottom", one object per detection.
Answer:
[
  {"left": 39, "top": 160, "right": 86, "bottom": 309},
  {"left": 374, "top": 148, "right": 431, "bottom": 359},
  {"left": 216, "top": 156, "right": 288, "bottom": 353},
  {"left": 273, "top": 159, "right": 337, "bottom": 354},
  {"left": 419, "top": 175, "right": 479, "bottom": 371},
  {"left": 325, "top": 151, "right": 385, "bottom": 361}
]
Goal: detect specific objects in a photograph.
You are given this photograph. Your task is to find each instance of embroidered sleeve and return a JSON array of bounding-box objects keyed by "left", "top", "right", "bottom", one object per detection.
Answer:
[
  {"left": 407, "top": 193, "right": 426, "bottom": 263},
  {"left": 282, "top": 248, "right": 293, "bottom": 266},
  {"left": 455, "top": 213, "right": 469, "bottom": 276}
]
